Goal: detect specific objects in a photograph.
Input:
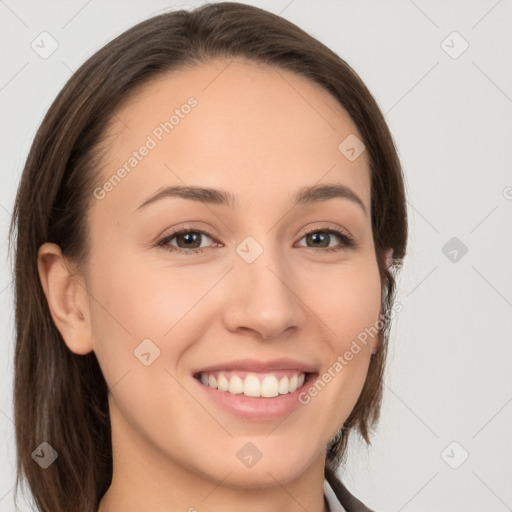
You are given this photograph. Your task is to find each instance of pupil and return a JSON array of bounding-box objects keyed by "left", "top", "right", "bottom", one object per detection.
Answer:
[
  {"left": 181, "top": 233, "right": 200, "bottom": 248},
  {"left": 309, "top": 232, "right": 328, "bottom": 247}
]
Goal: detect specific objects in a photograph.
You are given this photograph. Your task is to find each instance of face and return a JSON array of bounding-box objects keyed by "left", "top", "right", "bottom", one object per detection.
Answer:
[{"left": 81, "top": 60, "right": 382, "bottom": 487}]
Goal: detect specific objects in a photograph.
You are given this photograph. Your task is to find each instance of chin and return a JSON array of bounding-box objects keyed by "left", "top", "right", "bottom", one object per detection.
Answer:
[
  {"left": 196, "top": 436, "right": 324, "bottom": 489},
  {"left": 220, "top": 462, "right": 311, "bottom": 490}
]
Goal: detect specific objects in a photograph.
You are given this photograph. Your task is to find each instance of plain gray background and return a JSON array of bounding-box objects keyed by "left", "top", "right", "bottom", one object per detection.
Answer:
[{"left": 1, "top": 1, "right": 511, "bottom": 511}]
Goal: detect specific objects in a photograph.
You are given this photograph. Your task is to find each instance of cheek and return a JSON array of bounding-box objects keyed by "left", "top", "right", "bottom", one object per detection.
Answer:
[
  {"left": 302, "top": 262, "right": 382, "bottom": 414},
  {"left": 87, "top": 250, "right": 217, "bottom": 386},
  {"left": 308, "top": 261, "right": 383, "bottom": 351},
  {"left": 89, "top": 251, "right": 199, "bottom": 337}
]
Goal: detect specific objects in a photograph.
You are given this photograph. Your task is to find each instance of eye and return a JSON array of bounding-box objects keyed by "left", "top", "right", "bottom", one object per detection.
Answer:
[
  {"left": 156, "top": 228, "right": 219, "bottom": 255},
  {"left": 296, "top": 226, "right": 356, "bottom": 252},
  {"left": 155, "top": 224, "right": 356, "bottom": 256}
]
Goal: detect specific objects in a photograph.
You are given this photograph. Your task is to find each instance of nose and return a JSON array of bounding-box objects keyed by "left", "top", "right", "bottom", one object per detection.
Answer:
[{"left": 222, "top": 242, "right": 307, "bottom": 340}]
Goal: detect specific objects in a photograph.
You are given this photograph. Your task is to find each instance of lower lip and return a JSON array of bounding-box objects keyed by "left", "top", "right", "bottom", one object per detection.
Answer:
[{"left": 193, "top": 373, "right": 316, "bottom": 420}]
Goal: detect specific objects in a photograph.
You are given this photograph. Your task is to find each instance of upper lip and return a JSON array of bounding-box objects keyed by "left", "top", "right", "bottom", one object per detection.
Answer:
[{"left": 193, "top": 358, "right": 319, "bottom": 375}]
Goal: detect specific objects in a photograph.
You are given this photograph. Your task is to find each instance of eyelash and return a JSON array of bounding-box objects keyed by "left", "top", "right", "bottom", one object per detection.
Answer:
[{"left": 156, "top": 224, "right": 356, "bottom": 256}]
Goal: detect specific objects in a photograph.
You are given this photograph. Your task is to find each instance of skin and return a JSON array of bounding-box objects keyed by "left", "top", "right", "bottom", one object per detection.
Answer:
[{"left": 37, "top": 59, "right": 389, "bottom": 512}]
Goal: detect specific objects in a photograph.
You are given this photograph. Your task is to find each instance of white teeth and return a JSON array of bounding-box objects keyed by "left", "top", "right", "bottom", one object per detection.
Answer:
[
  {"left": 244, "top": 374, "right": 261, "bottom": 397},
  {"left": 228, "top": 375, "right": 244, "bottom": 394},
  {"left": 217, "top": 374, "right": 229, "bottom": 391},
  {"left": 278, "top": 376, "right": 289, "bottom": 395},
  {"left": 199, "top": 371, "right": 307, "bottom": 397},
  {"left": 288, "top": 374, "right": 298, "bottom": 392},
  {"left": 261, "top": 375, "right": 279, "bottom": 397}
]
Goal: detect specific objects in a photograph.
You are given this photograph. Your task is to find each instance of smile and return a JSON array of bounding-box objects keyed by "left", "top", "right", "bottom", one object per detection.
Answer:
[{"left": 196, "top": 370, "right": 306, "bottom": 397}]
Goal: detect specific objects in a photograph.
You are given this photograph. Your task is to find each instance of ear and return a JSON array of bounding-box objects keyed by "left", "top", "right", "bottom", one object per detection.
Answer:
[
  {"left": 372, "top": 247, "right": 395, "bottom": 356},
  {"left": 37, "top": 242, "right": 93, "bottom": 355},
  {"left": 384, "top": 248, "right": 394, "bottom": 269}
]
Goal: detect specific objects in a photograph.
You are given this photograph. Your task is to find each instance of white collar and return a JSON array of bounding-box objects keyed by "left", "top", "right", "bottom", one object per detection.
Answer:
[{"left": 324, "top": 476, "right": 347, "bottom": 512}]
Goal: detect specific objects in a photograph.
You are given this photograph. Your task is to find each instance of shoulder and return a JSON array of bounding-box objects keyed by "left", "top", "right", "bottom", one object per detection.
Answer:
[{"left": 324, "top": 466, "right": 376, "bottom": 512}]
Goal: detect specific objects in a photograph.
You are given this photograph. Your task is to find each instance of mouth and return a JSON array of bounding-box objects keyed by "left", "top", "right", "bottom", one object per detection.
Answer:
[
  {"left": 193, "top": 370, "right": 317, "bottom": 398},
  {"left": 191, "top": 358, "right": 319, "bottom": 419}
]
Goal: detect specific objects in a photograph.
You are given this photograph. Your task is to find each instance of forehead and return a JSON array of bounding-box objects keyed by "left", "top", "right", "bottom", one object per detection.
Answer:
[{"left": 92, "top": 59, "right": 371, "bottom": 220}]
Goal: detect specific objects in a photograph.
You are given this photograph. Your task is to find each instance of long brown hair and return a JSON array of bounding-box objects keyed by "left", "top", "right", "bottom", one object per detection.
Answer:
[{"left": 8, "top": 3, "right": 407, "bottom": 511}]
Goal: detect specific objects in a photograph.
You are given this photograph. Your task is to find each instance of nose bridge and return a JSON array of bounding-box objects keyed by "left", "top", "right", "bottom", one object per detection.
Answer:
[{"left": 224, "top": 235, "right": 305, "bottom": 338}]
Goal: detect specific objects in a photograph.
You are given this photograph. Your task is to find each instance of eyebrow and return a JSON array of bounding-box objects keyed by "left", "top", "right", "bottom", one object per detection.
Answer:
[{"left": 133, "top": 183, "right": 368, "bottom": 216}]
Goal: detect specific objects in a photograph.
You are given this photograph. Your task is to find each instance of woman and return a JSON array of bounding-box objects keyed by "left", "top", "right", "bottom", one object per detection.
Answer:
[{"left": 9, "top": 2, "right": 407, "bottom": 511}]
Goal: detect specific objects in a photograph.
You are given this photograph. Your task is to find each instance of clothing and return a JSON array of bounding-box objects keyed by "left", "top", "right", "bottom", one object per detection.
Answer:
[
  {"left": 324, "top": 477, "right": 347, "bottom": 512},
  {"left": 324, "top": 466, "right": 375, "bottom": 512}
]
